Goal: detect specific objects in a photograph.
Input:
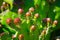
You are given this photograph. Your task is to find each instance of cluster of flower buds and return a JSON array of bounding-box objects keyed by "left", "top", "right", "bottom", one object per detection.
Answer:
[
  {"left": 0, "top": 2, "right": 9, "bottom": 12},
  {"left": 6, "top": 18, "right": 21, "bottom": 25},
  {"left": 0, "top": 5, "right": 58, "bottom": 40},
  {"left": 43, "top": 18, "right": 51, "bottom": 23},
  {"left": 43, "top": 17, "right": 58, "bottom": 27},
  {"left": 0, "top": 0, "right": 59, "bottom": 40}
]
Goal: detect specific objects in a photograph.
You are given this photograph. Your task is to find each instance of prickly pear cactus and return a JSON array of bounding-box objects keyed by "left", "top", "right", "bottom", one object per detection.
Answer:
[{"left": 0, "top": 0, "right": 60, "bottom": 40}]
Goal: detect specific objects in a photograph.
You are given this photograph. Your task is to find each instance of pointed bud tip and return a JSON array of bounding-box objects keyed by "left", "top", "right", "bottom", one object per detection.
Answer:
[
  {"left": 30, "top": 25, "right": 36, "bottom": 31},
  {"left": 14, "top": 18, "right": 21, "bottom": 24},
  {"left": 6, "top": 18, "right": 12, "bottom": 24},
  {"left": 29, "top": 7, "right": 34, "bottom": 12},
  {"left": 18, "top": 8, "right": 24, "bottom": 14}
]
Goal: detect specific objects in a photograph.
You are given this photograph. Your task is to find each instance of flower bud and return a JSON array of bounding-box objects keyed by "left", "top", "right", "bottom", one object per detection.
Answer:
[
  {"left": 30, "top": 25, "right": 36, "bottom": 31},
  {"left": 14, "top": 18, "right": 21, "bottom": 24},
  {"left": 18, "top": 8, "right": 24, "bottom": 14},
  {"left": 26, "top": 12, "right": 31, "bottom": 17},
  {"left": 6, "top": 18, "right": 12, "bottom": 24},
  {"left": 18, "top": 34, "right": 24, "bottom": 40},
  {"left": 47, "top": 18, "right": 51, "bottom": 22},
  {"left": 41, "top": 30, "right": 46, "bottom": 36},
  {"left": 12, "top": 34, "right": 16, "bottom": 39},
  {"left": 2, "top": 2, "right": 7, "bottom": 6},
  {"left": 53, "top": 20, "right": 58, "bottom": 25},
  {"left": 29, "top": 7, "right": 34, "bottom": 12},
  {"left": 34, "top": 13, "right": 39, "bottom": 18}
]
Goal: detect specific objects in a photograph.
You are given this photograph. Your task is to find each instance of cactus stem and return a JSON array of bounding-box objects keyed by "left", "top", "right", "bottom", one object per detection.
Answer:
[
  {"left": 18, "top": 14, "right": 21, "bottom": 18},
  {"left": 26, "top": 17, "right": 30, "bottom": 24},
  {"left": 16, "top": 24, "right": 21, "bottom": 29}
]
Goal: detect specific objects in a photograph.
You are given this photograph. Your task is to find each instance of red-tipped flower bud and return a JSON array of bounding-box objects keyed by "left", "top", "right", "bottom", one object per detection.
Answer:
[
  {"left": 34, "top": 13, "right": 39, "bottom": 18},
  {"left": 53, "top": 20, "right": 58, "bottom": 25},
  {"left": 12, "top": 35, "right": 16, "bottom": 39},
  {"left": 47, "top": 18, "right": 51, "bottom": 22},
  {"left": 18, "top": 34, "right": 24, "bottom": 40},
  {"left": 41, "top": 30, "right": 46, "bottom": 36},
  {"left": 30, "top": 25, "right": 36, "bottom": 31},
  {"left": 29, "top": 7, "right": 34, "bottom": 12},
  {"left": 26, "top": 12, "right": 31, "bottom": 17},
  {"left": 14, "top": 18, "right": 21, "bottom": 24},
  {"left": 18, "top": 8, "right": 24, "bottom": 14},
  {"left": 6, "top": 18, "right": 12, "bottom": 24},
  {"left": 2, "top": 2, "right": 7, "bottom": 6},
  {"left": 42, "top": 30, "right": 46, "bottom": 34}
]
